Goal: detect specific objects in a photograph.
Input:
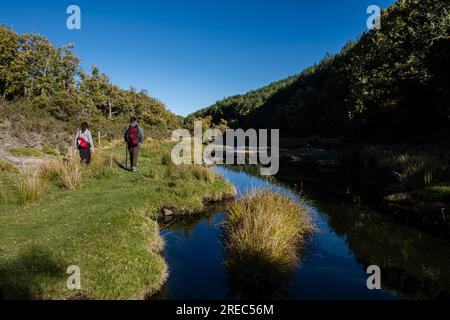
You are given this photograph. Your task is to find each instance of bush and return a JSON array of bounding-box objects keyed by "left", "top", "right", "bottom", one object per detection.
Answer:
[
  {"left": 223, "top": 189, "right": 313, "bottom": 298},
  {"left": 15, "top": 171, "right": 48, "bottom": 205}
]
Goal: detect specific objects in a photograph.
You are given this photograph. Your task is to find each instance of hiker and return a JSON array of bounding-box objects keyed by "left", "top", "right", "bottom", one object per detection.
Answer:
[
  {"left": 75, "top": 122, "right": 94, "bottom": 164},
  {"left": 124, "top": 116, "right": 144, "bottom": 172}
]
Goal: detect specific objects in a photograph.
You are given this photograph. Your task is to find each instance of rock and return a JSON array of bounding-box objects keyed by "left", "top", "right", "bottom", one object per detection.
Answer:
[
  {"left": 162, "top": 208, "right": 174, "bottom": 216},
  {"left": 383, "top": 193, "right": 415, "bottom": 206}
]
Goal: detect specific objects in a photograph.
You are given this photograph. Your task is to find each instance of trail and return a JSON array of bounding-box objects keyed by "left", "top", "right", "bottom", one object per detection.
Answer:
[{"left": 0, "top": 148, "right": 46, "bottom": 171}]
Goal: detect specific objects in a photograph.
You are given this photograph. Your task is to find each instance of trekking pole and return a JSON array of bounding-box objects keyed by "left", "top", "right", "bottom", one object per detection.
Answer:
[{"left": 125, "top": 144, "right": 128, "bottom": 170}]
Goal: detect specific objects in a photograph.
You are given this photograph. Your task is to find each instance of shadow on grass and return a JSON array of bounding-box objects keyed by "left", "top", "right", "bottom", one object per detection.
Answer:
[
  {"left": 0, "top": 246, "right": 66, "bottom": 300},
  {"left": 224, "top": 247, "right": 294, "bottom": 299},
  {"left": 113, "top": 157, "right": 130, "bottom": 172}
]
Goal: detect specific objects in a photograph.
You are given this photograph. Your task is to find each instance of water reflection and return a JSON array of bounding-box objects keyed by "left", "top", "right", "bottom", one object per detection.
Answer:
[{"left": 157, "top": 164, "right": 450, "bottom": 300}]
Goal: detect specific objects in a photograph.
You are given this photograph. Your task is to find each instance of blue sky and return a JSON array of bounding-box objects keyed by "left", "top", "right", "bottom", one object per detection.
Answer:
[{"left": 1, "top": 0, "right": 395, "bottom": 116}]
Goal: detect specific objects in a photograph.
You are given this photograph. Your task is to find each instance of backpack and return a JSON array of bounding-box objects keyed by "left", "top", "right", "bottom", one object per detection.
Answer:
[
  {"left": 77, "top": 135, "right": 90, "bottom": 149},
  {"left": 127, "top": 126, "right": 139, "bottom": 147}
]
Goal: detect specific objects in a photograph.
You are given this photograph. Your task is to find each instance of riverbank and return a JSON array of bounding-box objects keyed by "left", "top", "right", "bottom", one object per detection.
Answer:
[
  {"left": 0, "top": 141, "right": 235, "bottom": 299},
  {"left": 278, "top": 138, "right": 450, "bottom": 238}
]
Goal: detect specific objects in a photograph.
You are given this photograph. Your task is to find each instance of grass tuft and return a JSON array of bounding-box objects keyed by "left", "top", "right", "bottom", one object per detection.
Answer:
[
  {"left": 38, "top": 159, "right": 62, "bottom": 181},
  {"left": 191, "top": 165, "right": 216, "bottom": 182},
  {"left": 15, "top": 171, "right": 48, "bottom": 205},
  {"left": 57, "top": 157, "right": 82, "bottom": 190},
  {"left": 89, "top": 153, "right": 116, "bottom": 179},
  {"left": 223, "top": 189, "right": 313, "bottom": 298}
]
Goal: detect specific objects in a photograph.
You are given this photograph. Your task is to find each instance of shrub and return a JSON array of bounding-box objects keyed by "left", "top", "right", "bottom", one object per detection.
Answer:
[
  {"left": 0, "top": 159, "right": 19, "bottom": 173},
  {"left": 223, "top": 189, "right": 313, "bottom": 298},
  {"left": 15, "top": 171, "right": 48, "bottom": 205}
]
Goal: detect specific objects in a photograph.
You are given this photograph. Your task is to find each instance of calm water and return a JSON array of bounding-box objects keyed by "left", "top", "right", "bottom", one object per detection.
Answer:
[{"left": 156, "top": 165, "right": 450, "bottom": 300}]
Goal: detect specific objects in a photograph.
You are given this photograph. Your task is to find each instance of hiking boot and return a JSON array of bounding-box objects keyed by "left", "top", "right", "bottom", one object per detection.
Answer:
[{"left": 132, "top": 167, "right": 137, "bottom": 172}]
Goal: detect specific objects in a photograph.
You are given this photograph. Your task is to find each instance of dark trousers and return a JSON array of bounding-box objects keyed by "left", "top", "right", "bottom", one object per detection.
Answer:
[
  {"left": 78, "top": 147, "right": 91, "bottom": 164},
  {"left": 128, "top": 145, "right": 140, "bottom": 168}
]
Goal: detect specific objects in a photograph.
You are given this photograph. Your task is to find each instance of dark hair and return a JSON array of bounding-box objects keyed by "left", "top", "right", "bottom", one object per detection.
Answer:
[
  {"left": 130, "top": 116, "right": 137, "bottom": 123},
  {"left": 81, "top": 122, "right": 89, "bottom": 131}
]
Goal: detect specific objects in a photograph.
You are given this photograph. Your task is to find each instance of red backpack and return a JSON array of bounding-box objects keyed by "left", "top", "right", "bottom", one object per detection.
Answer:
[
  {"left": 77, "top": 136, "right": 90, "bottom": 149},
  {"left": 127, "top": 126, "right": 139, "bottom": 147}
]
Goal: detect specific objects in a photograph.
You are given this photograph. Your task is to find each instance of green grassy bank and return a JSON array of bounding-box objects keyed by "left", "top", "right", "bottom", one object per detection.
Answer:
[{"left": 0, "top": 142, "right": 235, "bottom": 299}]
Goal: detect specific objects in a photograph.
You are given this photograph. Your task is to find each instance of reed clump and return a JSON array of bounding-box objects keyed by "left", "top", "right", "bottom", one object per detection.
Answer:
[{"left": 223, "top": 189, "right": 313, "bottom": 298}]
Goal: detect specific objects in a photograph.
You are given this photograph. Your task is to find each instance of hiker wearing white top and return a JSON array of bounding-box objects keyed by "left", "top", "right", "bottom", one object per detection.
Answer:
[{"left": 74, "top": 122, "right": 94, "bottom": 164}]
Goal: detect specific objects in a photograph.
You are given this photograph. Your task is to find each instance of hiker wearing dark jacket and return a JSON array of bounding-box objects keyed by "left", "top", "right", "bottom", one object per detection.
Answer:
[
  {"left": 75, "top": 122, "right": 94, "bottom": 164},
  {"left": 124, "top": 117, "right": 144, "bottom": 172}
]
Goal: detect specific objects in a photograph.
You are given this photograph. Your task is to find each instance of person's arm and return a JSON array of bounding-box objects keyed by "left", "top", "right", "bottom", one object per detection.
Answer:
[
  {"left": 87, "top": 131, "right": 94, "bottom": 149},
  {"left": 74, "top": 131, "right": 80, "bottom": 148},
  {"left": 138, "top": 126, "right": 144, "bottom": 144},
  {"left": 124, "top": 127, "right": 128, "bottom": 143}
]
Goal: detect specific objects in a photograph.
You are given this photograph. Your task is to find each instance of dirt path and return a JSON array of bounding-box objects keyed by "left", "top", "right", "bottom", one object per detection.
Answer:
[{"left": 0, "top": 149, "right": 46, "bottom": 171}]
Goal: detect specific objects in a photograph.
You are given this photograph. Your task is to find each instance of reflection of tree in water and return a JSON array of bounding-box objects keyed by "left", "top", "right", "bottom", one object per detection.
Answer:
[
  {"left": 318, "top": 201, "right": 450, "bottom": 299},
  {"left": 158, "top": 204, "right": 225, "bottom": 238},
  {"left": 227, "top": 163, "right": 450, "bottom": 299}
]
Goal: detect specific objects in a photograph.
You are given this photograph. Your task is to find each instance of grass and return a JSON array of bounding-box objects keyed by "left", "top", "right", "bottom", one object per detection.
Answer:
[
  {"left": 42, "top": 143, "right": 60, "bottom": 156},
  {"left": 0, "top": 159, "right": 19, "bottom": 173},
  {"left": 0, "top": 141, "right": 235, "bottom": 299},
  {"left": 15, "top": 171, "right": 48, "bottom": 206},
  {"left": 57, "top": 157, "right": 82, "bottom": 190},
  {"left": 88, "top": 153, "right": 116, "bottom": 179},
  {"left": 358, "top": 146, "right": 450, "bottom": 190},
  {"left": 9, "top": 147, "right": 44, "bottom": 158},
  {"left": 412, "top": 182, "right": 450, "bottom": 203},
  {"left": 223, "top": 189, "right": 313, "bottom": 298}
]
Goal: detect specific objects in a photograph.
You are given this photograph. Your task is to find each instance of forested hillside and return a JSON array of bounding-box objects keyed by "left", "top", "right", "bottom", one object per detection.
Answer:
[
  {"left": 0, "top": 25, "right": 179, "bottom": 148},
  {"left": 191, "top": 75, "right": 299, "bottom": 128},
  {"left": 188, "top": 0, "right": 450, "bottom": 142}
]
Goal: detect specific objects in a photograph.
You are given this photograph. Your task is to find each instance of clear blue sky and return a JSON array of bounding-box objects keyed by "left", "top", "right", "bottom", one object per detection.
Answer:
[{"left": 1, "top": 0, "right": 395, "bottom": 116}]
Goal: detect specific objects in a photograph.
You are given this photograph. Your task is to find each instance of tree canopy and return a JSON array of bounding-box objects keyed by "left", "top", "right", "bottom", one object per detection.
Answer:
[
  {"left": 0, "top": 25, "right": 179, "bottom": 131},
  {"left": 188, "top": 0, "right": 450, "bottom": 142}
]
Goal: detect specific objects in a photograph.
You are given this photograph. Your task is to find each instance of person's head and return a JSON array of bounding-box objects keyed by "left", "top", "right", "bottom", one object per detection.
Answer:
[
  {"left": 81, "top": 122, "right": 89, "bottom": 132},
  {"left": 130, "top": 116, "right": 137, "bottom": 127}
]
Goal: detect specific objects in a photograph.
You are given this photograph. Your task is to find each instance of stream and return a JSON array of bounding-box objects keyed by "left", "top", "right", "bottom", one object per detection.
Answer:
[{"left": 155, "top": 165, "right": 450, "bottom": 300}]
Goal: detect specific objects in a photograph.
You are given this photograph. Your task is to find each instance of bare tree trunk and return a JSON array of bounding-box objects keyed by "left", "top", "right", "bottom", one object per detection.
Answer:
[
  {"left": 108, "top": 100, "right": 112, "bottom": 118},
  {"left": 2, "top": 82, "right": 8, "bottom": 99}
]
